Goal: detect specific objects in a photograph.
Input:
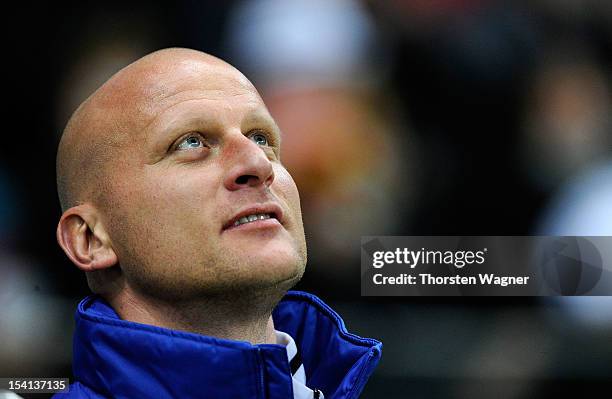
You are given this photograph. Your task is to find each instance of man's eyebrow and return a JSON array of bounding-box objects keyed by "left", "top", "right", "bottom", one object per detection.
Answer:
[
  {"left": 241, "top": 111, "right": 282, "bottom": 140},
  {"left": 143, "top": 96, "right": 217, "bottom": 134}
]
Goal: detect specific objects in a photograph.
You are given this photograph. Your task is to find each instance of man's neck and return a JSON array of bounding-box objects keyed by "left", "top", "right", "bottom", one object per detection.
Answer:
[{"left": 108, "top": 285, "right": 279, "bottom": 345}]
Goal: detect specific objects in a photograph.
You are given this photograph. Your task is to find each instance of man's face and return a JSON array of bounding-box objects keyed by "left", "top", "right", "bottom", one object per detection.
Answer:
[{"left": 98, "top": 58, "right": 307, "bottom": 300}]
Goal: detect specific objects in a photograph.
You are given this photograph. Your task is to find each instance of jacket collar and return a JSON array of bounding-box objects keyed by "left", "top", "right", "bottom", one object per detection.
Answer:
[{"left": 73, "top": 290, "right": 381, "bottom": 399}]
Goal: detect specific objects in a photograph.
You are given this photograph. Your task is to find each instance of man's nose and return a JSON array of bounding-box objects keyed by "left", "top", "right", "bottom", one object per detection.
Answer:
[{"left": 223, "top": 134, "right": 275, "bottom": 191}]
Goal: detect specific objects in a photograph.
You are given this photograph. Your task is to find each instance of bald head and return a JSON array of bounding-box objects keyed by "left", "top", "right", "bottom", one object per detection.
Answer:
[{"left": 56, "top": 48, "right": 252, "bottom": 211}]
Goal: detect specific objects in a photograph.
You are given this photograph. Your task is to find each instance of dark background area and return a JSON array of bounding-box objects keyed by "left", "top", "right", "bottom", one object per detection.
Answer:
[{"left": 2, "top": 1, "right": 611, "bottom": 398}]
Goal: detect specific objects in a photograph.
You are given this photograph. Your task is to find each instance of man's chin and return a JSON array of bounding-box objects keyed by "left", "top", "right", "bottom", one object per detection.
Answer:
[
  {"left": 246, "top": 254, "right": 305, "bottom": 286},
  {"left": 231, "top": 245, "right": 305, "bottom": 290},
  {"left": 206, "top": 260, "right": 304, "bottom": 303},
  {"left": 222, "top": 231, "right": 304, "bottom": 262}
]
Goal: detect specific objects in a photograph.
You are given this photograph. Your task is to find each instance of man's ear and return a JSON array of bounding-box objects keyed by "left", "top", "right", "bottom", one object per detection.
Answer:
[{"left": 56, "top": 204, "right": 118, "bottom": 272}]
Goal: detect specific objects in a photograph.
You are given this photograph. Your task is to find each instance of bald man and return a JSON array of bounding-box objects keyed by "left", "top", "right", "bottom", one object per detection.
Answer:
[{"left": 52, "top": 48, "right": 381, "bottom": 399}]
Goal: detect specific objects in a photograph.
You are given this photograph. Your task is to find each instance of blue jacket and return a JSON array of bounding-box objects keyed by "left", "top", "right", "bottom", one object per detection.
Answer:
[{"left": 53, "top": 291, "right": 382, "bottom": 398}]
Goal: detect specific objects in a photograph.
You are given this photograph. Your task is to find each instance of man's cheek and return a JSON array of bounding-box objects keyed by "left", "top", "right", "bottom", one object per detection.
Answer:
[
  {"left": 137, "top": 180, "right": 193, "bottom": 212},
  {"left": 274, "top": 166, "right": 300, "bottom": 197}
]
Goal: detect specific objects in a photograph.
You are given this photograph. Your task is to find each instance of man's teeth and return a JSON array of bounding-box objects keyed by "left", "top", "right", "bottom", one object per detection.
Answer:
[{"left": 233, "top": 213, "right": 271, "bottom": 227}]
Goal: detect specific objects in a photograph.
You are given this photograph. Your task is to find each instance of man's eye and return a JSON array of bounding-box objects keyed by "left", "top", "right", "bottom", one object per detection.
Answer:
[
  {"left": 176, "top": 134, "right": 205, "bottom": 150},
  {"left": 249, "top": 132, "right": 268, "bottom": 146}
]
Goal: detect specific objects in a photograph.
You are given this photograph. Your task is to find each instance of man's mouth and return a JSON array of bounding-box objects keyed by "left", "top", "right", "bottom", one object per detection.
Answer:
[
  {"left": 223, "top": 204, "right": 284, "bottom": 231},
  {"left": 233, "top": 213, "right": 274, "bottom": 227}
]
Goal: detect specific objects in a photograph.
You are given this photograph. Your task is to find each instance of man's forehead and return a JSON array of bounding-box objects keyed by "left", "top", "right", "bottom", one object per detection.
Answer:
[{"left": 101, "top": 56, "right": 261, "bottom": 121}]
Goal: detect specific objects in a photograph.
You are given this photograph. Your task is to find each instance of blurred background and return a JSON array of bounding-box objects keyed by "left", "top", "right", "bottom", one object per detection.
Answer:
[{"left": 2, "top": 0, "right": 612, "bottom": 397}]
